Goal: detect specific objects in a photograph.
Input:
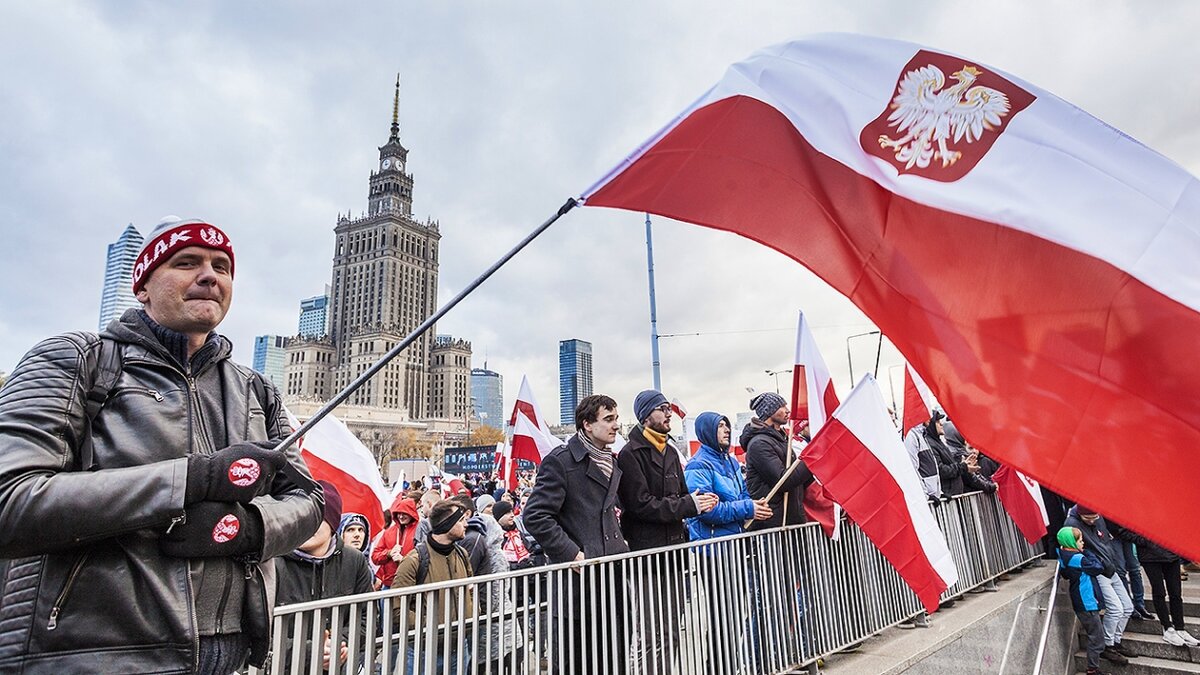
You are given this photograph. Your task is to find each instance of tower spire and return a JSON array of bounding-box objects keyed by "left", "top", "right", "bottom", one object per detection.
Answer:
[{"left": 390, "top": 74, "right": 400, "bottom": 141}]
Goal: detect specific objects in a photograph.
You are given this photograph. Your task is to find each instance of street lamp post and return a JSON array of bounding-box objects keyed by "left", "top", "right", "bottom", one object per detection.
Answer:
[
  {"left": 845, "top": 330, "right": 882, "bottom": 388},
  {"left": 765, "top": 368, "right": 792, "bottom": 394}
]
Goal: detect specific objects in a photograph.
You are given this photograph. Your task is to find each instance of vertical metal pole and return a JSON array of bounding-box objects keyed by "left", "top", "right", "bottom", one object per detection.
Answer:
[{"left": 645, "top": 213, "right": 662, "bottom": 391}]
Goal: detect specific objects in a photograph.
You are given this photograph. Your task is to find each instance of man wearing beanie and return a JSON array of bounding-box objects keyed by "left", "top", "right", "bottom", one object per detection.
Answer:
[
  {"left": 391, "top": 500, "right": 474, "bottom": 671},
  {"left": 274, "top": 481, "right": 373, "bottom": 671},
  {"left": 617, "top": 389, "right": 718, "bottom": 673},
  {"left": 0, "top": 216, "right": 323, "bottom": 674},
  {"left": 618, "top": 389, "right": 718, "bottom": 550},
  {"left": 742, "top": 391, "right": 814, "bottom": 531}
]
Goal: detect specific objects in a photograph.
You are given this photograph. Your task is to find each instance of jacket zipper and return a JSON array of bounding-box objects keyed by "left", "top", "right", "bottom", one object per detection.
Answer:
[{"left": 47, "top": 552, "right": 90, "bottom": 630}]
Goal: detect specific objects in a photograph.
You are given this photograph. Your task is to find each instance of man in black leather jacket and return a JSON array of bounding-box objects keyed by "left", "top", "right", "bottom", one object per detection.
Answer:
[{"left": 0, "top": 218, "right": 323, "bottom": 674}]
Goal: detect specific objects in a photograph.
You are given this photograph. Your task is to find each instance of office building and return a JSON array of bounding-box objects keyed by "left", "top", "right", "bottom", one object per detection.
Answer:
[
  {"left": 298, "top": 293, "right": 329, "bottom": 337},
  {"left": 470, "top": 366, "right": 504, "bottom": 429},
  {"left": 559, "top": 339, "right": 593, "bottom": 425},
  {"left": 98, "top": 224, "right": 143, "bottom": 330},
  {"left": 253, "top": 335, "right": 288, "bottom": 386}
]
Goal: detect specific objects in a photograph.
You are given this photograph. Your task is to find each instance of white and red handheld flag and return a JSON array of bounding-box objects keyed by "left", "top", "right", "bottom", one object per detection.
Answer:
[
  {"left": 581, "top": 33, "right": 1200, "bottom": 561},
  {"left": 790, "top": 311, "right": 839, "bottom": 434},
  {"left": 992, "top": 465, "right": 1050, "bottom": 546},
  {"left": 790, "top": 310, "right": 842, "bottom": 537},
  {"left": 440, "top": 470, "right": 467, "bottom": 497},
  {"left": 509, "top": 375, "right": 561, "bottom": 464},
  {"left": 800, "top": 375, "right": 958, "bottom": 612},
  {"left": 287, "top": 409, "right": 389, "bottom": 536},
  {"left": 901, "top": 364, "right": 936, "bottom": 435}
]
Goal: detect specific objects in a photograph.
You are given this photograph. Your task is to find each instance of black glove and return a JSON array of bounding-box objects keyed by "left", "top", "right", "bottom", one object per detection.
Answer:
[
  {"left": 161, "top": 502, "right": 264, "bottom": 559},
  {"left": 927, "top": 496, "right": 941, "bottom": 509},
  {"left": 185, "top": 441, "right": 287, "bottom": 505}
]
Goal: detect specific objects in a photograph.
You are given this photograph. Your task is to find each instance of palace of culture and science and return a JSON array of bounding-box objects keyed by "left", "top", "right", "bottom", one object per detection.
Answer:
[{"left": 282, "top": 80, "right": 473, "bottom": 449}]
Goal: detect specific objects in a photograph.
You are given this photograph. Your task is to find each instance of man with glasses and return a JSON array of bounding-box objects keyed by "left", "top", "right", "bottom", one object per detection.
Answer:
[{"left": 616, "top": 389, "right": 718, "bottom": 675}]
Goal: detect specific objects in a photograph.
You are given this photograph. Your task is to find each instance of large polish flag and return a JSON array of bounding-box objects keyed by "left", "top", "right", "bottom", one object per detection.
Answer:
[
  {"left": 509, "top": 375, "right": 561, "bottom": 464},
  {"left": 801, "top": 375, "right": 958, "bottom": 612},
  {"left": 580, "top": 34, "right": 1200, "bottom": 561},
  {"left": 287, "top": 410, "right": 390, "bottom": 535},
  {"left": 901, "top": 364, "right": 936, "bottom": 435},
  {"left": 992, "top": 465, "right": 1050, "bottom": 546},
  {"left": 790, "top": 310, "right": 842, "bottom": 537}
]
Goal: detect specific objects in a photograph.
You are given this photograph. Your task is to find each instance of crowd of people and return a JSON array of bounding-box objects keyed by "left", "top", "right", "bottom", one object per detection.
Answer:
[{"left": 0, "top": 216, "right": 1192, "bottom": 675}]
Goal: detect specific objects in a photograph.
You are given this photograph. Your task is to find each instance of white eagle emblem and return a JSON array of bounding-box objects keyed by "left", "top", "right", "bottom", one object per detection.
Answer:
[
  {"left": 199, "top": 227, "right": 226, "bottom": 246},
  {"left": 877, "top": 64, "right": 1011, "bottom": 170}
]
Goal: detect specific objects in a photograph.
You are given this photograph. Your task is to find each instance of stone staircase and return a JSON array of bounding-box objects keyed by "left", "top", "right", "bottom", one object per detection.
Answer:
[{"left": 1074, "top": 569, "right": 1200, "bottom": 674}]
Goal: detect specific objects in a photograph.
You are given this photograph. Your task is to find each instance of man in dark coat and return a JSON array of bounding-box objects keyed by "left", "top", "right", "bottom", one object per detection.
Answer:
[
  {"left": 617, "top": 390, "right": 718, "bottom": 675},
  {"left": 274, "top": 481, "right": 373, "bottom": 672},
  {"left": 523, "top": 394, "right": 628, "bottom": 675},
  {"left": 743, "top": 392, "right": 813, "bottom": 530},
  {"left": 617, "top": 389, "right": 718, "bottom": 550}
]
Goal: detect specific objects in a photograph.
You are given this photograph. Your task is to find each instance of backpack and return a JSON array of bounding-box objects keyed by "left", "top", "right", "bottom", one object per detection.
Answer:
[
  {"left": 79, "top": 336, "right": 124, "bottom": 471},
  {"left": 412, "top": 540, "right": 471, "bottom": 585}
]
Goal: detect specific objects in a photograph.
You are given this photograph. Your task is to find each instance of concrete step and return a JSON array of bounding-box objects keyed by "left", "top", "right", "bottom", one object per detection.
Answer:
[
  {"left": 1118, "top": 632, "right": 1200, "bottom": 662},
  {"left": 1125, "top": 616, "right": 1200, "bottom": 637},
  {"left": 1074, "top": 650, "right": 1200, "bottom": 674}
]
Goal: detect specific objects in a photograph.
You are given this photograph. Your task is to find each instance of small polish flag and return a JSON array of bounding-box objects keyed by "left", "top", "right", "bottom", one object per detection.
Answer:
[
  {"left": 790, "top": 310, "right": 839, "bottom": 434},
  {"left": 801, "top": 374, "right": 958, "bottom": 612},
  {"left": 509, "top": 375, "right": 562, "bottom": 464},
  {"left": 791, "top": 310, "right": 842, "bottom": 537},
  {"left": 992, "top": 465, "right": 1050, "bottom": 546}
]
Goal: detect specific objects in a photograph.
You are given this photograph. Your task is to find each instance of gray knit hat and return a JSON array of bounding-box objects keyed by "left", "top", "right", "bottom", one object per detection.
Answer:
[
  {"left": 751, "top": 392, "right": 787, "bottom": 421},
  {"left": 634, "top": 389, "right": 669, "bottom": 423}
]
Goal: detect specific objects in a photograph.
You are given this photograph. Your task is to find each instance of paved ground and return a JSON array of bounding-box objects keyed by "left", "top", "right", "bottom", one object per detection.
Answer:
[{"left": 817, "top": 561, "right": 1058, "bottom": 675}]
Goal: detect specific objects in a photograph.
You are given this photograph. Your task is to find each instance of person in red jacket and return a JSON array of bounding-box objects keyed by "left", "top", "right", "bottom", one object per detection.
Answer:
[{"left": 371, "top": 494, "right": 421, "bottom": 587}]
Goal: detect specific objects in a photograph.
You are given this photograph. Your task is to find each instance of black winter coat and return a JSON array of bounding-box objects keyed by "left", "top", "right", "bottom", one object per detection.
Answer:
[
  {"left": 616, "top": 425, "right": 698, "bottom": 550},
  {"left": 274, "top": 538, "right": 373, "bottom": 670},
  {"left": 1064, "top": 507, "right": 1124, "bottom": 574},
  {"left": 742, "top": 420, "right": 813, "bottom": 531},
  {"left": 523, "top": 435, "right": 629, "bottom": 563}
]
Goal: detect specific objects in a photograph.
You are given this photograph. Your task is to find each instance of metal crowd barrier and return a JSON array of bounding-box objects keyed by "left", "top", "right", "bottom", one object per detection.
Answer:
[{"left": 255, "top": 490, "right": 1041, "bottom": 675}]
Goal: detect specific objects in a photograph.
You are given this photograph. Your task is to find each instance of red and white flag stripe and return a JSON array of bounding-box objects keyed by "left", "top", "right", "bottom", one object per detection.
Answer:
[
  {"left": 790, "top": 310, "right": 840, "bottom": 435},
  {"left": 581, "top": 33, "right": 1200, "bottom": 561},
  {"left": 992, "top": 465, "right": 1050, "bottom": 546},
  {"left": 790, "top": 310, "right": 842, "bottom": 538},
  {"left": 900, "top": 364, "right": 936, "bottom": 435},
  {"left": 286, "top": 409, "right": 389, "bottom": 536},
  {"left": 800, "top": 375, "right": 958, "bottom": 612}
]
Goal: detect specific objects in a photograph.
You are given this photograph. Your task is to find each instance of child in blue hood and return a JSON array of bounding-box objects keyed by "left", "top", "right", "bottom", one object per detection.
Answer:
[{"left": 684, "top": 412, "right": 773, "bottom": 540}]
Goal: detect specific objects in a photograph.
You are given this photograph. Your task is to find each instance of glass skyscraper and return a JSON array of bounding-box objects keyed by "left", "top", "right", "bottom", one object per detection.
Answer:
[
  {"left": 470, "top": 366, "right": 503, "bottom": 429},
  {"left": 253, "top": 335, "right": 287, "bottom": 386},
  {"left": 98, "top": 224, "right": 144, "bottom": 330},
  {"left": 298, "top": 294, "right": 329, "bottom": 337},
  {"left": 559, "top": 339, "right": 593, "bottom": 426}
]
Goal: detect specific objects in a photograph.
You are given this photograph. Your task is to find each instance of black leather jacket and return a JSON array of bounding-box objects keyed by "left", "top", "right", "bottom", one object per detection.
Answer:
[{"left": 0, "top": 311, "right": 323, "bottom": 673}]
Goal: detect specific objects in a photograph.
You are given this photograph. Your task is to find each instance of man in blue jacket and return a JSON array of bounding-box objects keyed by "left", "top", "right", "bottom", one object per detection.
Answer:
[
  {"left": 684, "top": 412, "right": 773, "bottom": 540},
  {"left": 684, "top": 411, "right": 772, "bottom": 672}
]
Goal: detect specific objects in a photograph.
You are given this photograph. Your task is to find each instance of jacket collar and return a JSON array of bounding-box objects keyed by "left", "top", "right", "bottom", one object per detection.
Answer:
[{"left": 103, "top": 308, "right": 232, "bottom": 375}]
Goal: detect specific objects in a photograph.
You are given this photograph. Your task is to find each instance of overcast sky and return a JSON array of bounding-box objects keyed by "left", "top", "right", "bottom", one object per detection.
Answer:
[{"left": 3, "top": 2, "right": 1198, "bottom": 425}]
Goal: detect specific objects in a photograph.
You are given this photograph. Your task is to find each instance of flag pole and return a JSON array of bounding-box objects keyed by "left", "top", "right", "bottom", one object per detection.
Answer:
[
  {"left": 645, "top": 213, "right": 662, "bottom": 391},
  {"left": 275, "top": 197, "right": 579, "bottom": 453},
  {"left": 743, "top": 455, "right": 807, "bottom": 529}
]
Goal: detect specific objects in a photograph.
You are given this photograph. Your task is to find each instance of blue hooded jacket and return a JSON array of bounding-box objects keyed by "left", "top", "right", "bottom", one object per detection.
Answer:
[{"left": 684, "top": 412, "right": 757, "bottom": 540}]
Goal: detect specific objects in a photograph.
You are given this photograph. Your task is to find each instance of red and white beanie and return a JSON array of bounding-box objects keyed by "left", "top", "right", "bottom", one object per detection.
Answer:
[{"left": 131, "top": 216, "right": 235, "bottom": 294}]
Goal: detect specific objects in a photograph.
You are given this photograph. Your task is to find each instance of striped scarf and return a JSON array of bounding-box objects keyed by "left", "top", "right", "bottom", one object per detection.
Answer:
[{"left": 577, "top": 431, "right": 614, "bottom": 480}]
